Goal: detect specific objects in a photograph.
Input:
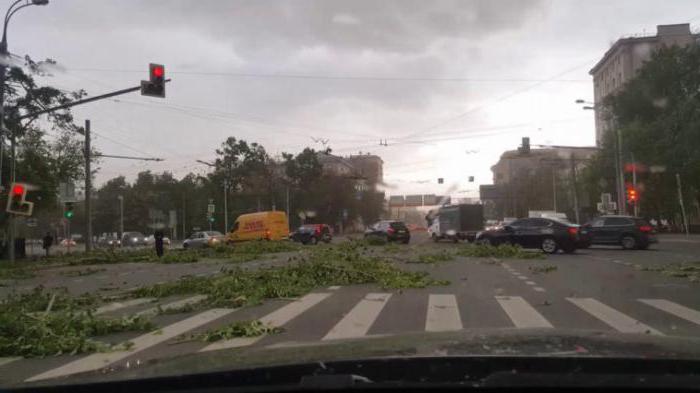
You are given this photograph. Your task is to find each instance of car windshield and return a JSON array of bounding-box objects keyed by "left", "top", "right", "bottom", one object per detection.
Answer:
[{"left": 2, "top": 0, "right": 699, "bottom": 389}]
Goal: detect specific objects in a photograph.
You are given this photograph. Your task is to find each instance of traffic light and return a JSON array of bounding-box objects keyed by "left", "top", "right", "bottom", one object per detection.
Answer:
[
  {"left": 208, "top": 216, "right": 215, "bottom": 223},
  {"left": 140, "top": 63, "right": 165, "bottom": 98},
  {"left": 64, "top": 202, "right": 75, "bottom": 219},
  {"left": 5, "top": 182, "right": 33, "bottom": 216},
  {"left": 626, "top": 187, "right": 638, "bottom": 203}
]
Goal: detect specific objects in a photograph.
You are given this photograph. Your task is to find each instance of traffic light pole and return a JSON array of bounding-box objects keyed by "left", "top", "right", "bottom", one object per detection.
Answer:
[
  {"left": 84, "top": 120, "right": 92, "bottom": 252},
  {"left": 16, "top": 80, "right": 171, "bottom": 121}
]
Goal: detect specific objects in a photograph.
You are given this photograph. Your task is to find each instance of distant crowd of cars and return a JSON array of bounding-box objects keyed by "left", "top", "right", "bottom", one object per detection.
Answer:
[
  {"left": 474, "top": 215, "right": 657, "bottom": 254},
  {"left": 91, "top": 209, "right": 658, "bottom": 255}
]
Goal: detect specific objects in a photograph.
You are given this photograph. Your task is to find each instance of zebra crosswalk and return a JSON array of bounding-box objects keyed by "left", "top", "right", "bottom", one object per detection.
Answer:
[{"left": 10, "top": 289, "right": 700, "bottom": 383}]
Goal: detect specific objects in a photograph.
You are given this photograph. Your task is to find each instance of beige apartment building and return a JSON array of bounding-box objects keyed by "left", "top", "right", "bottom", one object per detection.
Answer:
[{"left": 589, "top": 23, "right": 699, "bottom": 145}]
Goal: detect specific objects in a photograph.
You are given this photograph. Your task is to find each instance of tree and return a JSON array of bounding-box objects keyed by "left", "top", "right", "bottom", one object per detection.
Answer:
[{"left": 592, "top": 44, "right": 700, "bottom": 221}]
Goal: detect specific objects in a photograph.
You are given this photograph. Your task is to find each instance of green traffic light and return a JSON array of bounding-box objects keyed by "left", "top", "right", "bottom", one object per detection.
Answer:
[
  {"left": 65, "top": 211, "right": 74, "bottom": 219},
  {"left": 208, "top": 217, "right": 215, "bottom": 223}
]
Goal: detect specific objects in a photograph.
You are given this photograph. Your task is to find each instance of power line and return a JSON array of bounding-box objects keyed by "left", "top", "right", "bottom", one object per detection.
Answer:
[{"left": 62, "top": 67, "right": 588, "bottom": 83}]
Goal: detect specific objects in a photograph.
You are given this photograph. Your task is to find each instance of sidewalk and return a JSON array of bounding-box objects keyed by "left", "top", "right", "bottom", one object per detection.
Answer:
[{"left": 657, "top": 233, "right": 700, "bottom": 243}]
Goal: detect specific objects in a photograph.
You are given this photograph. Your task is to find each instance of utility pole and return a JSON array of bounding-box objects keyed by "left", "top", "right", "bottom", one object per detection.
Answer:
[
  {"left": 676, "top": 173, "right": 690, "bottom": 236},
  {"left": 615, "top": 124, "right": 626, "bottom": 215},
  {"left": 84, "top": 120, "right": 92, "bottom": 252},
  {"left": 570, "top": 154, "right": 580, "bottom": 224},
  {"left": 631, "top": 153, "right": 638, "bottom": 217},
  {"left": 223, "top": 180, "right": 228, "bottom": 233},
  {"left": 286, "top": 185, "right": 290, "bottom": 232},
  {"left": 182, "top": 193, "right": 186, "bottom": 239},
  {"left": 117, "top": 195, "right": 124, "bottom": 239},
  {"left": 551, "top": 167, "right": 557, "bottom": 212}
]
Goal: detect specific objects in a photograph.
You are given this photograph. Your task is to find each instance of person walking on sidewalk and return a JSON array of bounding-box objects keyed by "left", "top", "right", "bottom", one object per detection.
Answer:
[
  {"left": 42, "top": 232, "right": 54, "bottom": 257},
  {"left": 154, "top": 230, "right": 165, "bottom": 257}
]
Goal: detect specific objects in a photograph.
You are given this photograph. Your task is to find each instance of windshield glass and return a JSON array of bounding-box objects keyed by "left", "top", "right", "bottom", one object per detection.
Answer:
[{"left": 1, "top": 0, "right": 699, "bottom": 389}]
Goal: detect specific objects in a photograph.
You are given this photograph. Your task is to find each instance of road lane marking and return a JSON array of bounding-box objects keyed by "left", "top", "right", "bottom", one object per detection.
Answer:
[
  {"left": 0, "top": 357, "right": 20, "bottom": 367},
  {"left": 525, "top": 281, "right": 536, "bottom": 285},
  {"left": 327, "top": 286, "right": 341, "bottom": 290},
  {"left": 567, "top": 298, "right": 663, "bottom": 335},
  {"left": 639, "top": 299, "right": 700, "bottom": 326},
  {"left": 95, "top": 275, "right": 108, "bottom": 280},
  {"left": 495, "top": 296, "right": 552, "bottom": 328},
  {"left": 502, "top": 263, "right": 510, "bottom": 268},
  {"left": 323, "top": 293, "right": 392, "bottom": 340},
  {"left": 425, "top": 294, "right": 462, "bottom": 332},
  {"left": 201, "top": 293, "right": 331, "bottom": 352},
  {"left": 95, "top": 298, "right": 156, "bottom": 315},
  {"left": 72, "top": 279, "right": 84, "bottom": 283},
  {"left": 118, "top": 272, "right": 131, "bottom": 277},
  {"left": 517, "top": 276, "right": 528, "bottom": 280},
  {"left": 533, "top": 287, "right": 546, "bottom": 292},
  {"left": 136, "top": 295, "right": 207, "bottom": 317},
  {"left": 26, "top": 308, "right": 235, "bottom": 382}
]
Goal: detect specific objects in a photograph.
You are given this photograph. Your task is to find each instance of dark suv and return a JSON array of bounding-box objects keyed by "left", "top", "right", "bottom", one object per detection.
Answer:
[
  {"left": 365, "top": 221, "right": 411, "bottom": 244},
  {"left": 579, "top": 215, "right": 657, "bottom": 250},
  {"left": 290, "top": 224, "right": 332, "bottom": 245}
]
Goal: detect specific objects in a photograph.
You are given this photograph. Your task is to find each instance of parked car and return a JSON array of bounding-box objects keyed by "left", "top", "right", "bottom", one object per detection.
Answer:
[
  {"left": 227, "top": 211, "right": 289, "bottom": 243},
  {"left": 183, "top": 231, "right": 225, "bottom": 249},
  {"left": 475, "top": 217, "right": 579, "bottom": 254},
  {"left": 97, "top": 235, "right": 121, "bottom": 248},
  {"left": 364, "top": 221, "right": 411, "bottom": 244},
  {"left": 121, "top": 231, "right": 146, "bottom": 247},
  {"left": 145, "top": 234, "right": 171, "bottom": 246},
  {"left": 579, "top": 215, "right": 657, "bottom": 250},
  {"left": 59, "top": 238, "right": 77, "bottom": 247},
  {"left": 290, "top": 224, "right": 332, "bottom": 245}
]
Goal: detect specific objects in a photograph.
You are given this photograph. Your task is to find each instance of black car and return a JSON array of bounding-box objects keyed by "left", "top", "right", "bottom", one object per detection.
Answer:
[
  {"left": 364, "top": 220, "right": 411, "bottom": 244},
  {"left": 290, "top": 224, "right": 332, "bottom": 245},
  {"left": 475, "top": 217, "right": 579, "bottom": 254},
  {"left": 579, "top": 215, "right": 657, "bottom": 250}
]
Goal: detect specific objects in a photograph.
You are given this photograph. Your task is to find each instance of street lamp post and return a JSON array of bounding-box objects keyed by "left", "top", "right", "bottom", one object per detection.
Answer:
[
  {"left": 117, "top": 195, "right": 124, "bottom": 239},
  {"left": 2, "top": 0, "right": 49, "bottom": 262},
  {"left": 577, "top": 99, "right": 626, "bottom": 215},
  {"left": 195, "top": 159, "right": 228, "bottom": 232}
]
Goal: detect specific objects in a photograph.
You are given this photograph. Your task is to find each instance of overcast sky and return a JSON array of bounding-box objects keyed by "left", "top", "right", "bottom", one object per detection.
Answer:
[{"left": 8, "top": 0, "right": 700, "bottom": 198}]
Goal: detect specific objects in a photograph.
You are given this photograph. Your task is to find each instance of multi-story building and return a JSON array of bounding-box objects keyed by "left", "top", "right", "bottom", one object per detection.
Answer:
[
  {"left": 481, "top": 143, "right": 598, "bottom": 220},
  {"left": 590, "top": 23, "right": 699, "bottom": 145},
  {"left": 317, "top": 152, "right": 384, "bottom": 187}
]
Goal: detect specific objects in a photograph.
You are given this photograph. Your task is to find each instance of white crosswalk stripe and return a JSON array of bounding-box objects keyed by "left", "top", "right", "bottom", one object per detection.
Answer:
[
  {"left": 426, "top": 294, "right": 462, "bottom": 332},
  {"left": 0, "top": 357, "right": 20, "bottom": 367},
  {"left": 639, "top": 299, "right": 700, "bottom": 326},
  {"left": 136, "top": 295, "right": 207, "bottom": 317},
  {"left": 26, "top": 308, "right": 235, "bottom": 382},
  {"left": 567, "top": 298, "right": 663, "bottom": 335},
  {"left": 201, "top": 292, "right": 331, "bottom": 352},
  {"left": 323, "top": 293, "right": 392, "bottom": 340},
  {"left": 495, "top": 296, "right": 553, "bottom": 328},
  {"left": 95, "top": 298, "right": 156, "bottom": 315}
]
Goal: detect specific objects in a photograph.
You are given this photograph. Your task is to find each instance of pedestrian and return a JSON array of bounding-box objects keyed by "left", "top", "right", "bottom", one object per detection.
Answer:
[
  {"left": 154, "top": 230, "right": 164, "bottom": 257},
  {"left": 42, "top": 232, "right": 53, "bottom": 257}
]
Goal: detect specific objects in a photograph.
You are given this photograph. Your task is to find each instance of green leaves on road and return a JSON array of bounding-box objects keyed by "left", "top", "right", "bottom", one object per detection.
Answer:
[
  {"left": 134, "top": 241, "right": 449, "bottom": 308},
  {"left": 407, "top": 250, "right": 455, "bottom": 264},
  {"left": 456, "top": 244, "right": 544, "bottom": 259},
  {"left": 637, "top": 262, "right": 700, "bottom": 283},
  {"left": 177, "top": 320, "right": 281, "bottom": 343},
  {"left": 0, "top": 288, "right": 152, "bottom": 357}
]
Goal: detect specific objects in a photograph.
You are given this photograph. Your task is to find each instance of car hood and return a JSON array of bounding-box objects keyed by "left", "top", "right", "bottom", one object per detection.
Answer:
[{"left": 21, "top": 328, "right": 700, "bottom": 388}]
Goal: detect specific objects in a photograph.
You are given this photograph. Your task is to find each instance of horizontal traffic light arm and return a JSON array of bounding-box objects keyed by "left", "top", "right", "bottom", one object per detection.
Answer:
[{"left": 17, "top": 79, "right": 172, "bottom": 121}]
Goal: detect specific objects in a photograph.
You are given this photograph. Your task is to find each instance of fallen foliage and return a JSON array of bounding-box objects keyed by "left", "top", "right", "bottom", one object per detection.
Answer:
[
  {"left": 176, "top": 320, "right": 281, "bottom": 343},
  {"left": 456, "top": 244, "right": 544, "bottom": 259}
]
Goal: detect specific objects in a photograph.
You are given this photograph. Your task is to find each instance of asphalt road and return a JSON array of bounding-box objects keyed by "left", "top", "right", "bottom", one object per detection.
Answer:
[{"left": 2, "top": 232, "right": 700, "bottom": 387}]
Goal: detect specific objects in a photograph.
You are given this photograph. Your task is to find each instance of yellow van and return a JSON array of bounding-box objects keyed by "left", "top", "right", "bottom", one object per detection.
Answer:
[{"left": 227, "top": 211, "right": 289, "bottom": 242}]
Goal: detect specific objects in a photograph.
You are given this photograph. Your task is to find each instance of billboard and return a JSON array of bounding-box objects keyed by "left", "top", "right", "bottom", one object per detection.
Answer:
[
  {"left": 479, "top": 184, "right": 503, "bottom": 200},
  {"left": 405, "top": 194, "right": 423, "bottom": 206},
  {"left": 388, "top": 195, "right": 405, "bottom": 207}
]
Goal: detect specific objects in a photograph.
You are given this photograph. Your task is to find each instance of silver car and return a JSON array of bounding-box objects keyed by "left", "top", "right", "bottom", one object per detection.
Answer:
[
  {"left": 121, "top": 231, "right": 146, "bottom": 247},
  {"left": 183, "top": 231, "right": 225, "bottom": 249}
]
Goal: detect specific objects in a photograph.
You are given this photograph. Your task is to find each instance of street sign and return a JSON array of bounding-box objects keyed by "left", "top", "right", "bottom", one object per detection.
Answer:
[
  {"left": 59, "top": 182, "right": 76, "bottom": 202},
  {"left": 169, "top": 210, "right": 177, "bottom": 227},
  {"left": 207, "top": 204, "right": 215, "bottom": 213}
]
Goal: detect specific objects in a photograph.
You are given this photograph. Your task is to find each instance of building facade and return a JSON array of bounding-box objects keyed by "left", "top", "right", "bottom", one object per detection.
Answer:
[
  {"left": 482, "top": 145, "right": 598, "bottom": 221},
  {"left": 590, "top": 23, "right": 700, "bottom": 145}
]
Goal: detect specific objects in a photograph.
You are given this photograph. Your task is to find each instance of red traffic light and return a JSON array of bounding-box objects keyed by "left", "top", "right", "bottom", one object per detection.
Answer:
[
  {"left": 152, "top": 65, "right": 164, "bottom": 78},
  {"left": 12, "top": 184, "right": 24, "bottom": 196}
]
